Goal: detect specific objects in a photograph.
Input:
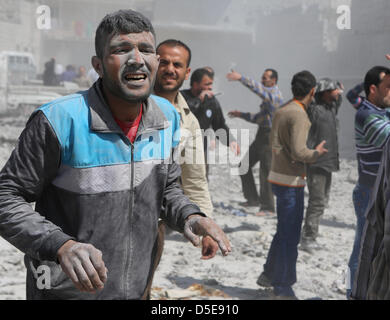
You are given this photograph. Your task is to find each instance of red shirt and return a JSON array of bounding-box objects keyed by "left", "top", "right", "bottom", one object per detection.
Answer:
[{"left": 114, "top": 105, "right": 143, "bottom": 144}]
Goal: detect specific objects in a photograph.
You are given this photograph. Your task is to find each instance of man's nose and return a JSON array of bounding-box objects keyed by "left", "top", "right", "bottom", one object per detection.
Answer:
[
  {"left": 165, "top": 62, "right": 175, "bottom": 73},
  {"left": 127, "top": 48, "right": 144, "bottom": 66}
]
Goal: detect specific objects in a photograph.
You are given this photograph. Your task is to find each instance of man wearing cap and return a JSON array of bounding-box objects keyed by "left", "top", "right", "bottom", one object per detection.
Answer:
[{"left": 300, "top": 78, "right": 343, "bottom": 253}]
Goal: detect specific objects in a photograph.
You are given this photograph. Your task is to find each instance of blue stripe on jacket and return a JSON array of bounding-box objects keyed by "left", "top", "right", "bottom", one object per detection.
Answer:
[{"left": 37, "top": 92, "right": 180, "bottom": 169}]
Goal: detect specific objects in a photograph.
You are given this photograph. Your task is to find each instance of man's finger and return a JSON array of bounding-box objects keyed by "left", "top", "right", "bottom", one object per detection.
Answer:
[
  {"left": 201, "top": 236, "right": 218, "bottom": 260},
  {"left": 90, "top": 249, "right": 107, "bottom": 284},
  {"left": 60, "top": 260, "right": 85, "bottom": 292},
  {"left": 183, "top": 224, "right": 201, "bottom": 247},
  {"left": 206, "top": 231, "right": 231, "bottom": 256},
  {"left": 73, "top": 260, "right": 95, "bottom": 292},
  {"left": 82, "top": 259, "right": 104, "bottom": 290}
]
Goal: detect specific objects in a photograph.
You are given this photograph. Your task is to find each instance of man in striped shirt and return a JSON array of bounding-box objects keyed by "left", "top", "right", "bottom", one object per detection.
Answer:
[
  {"left": 348, "top": 66, "right": 390, "bottom": 299},
  {"left": 227, "top": 69, "right": 284, "bottom": 215}
]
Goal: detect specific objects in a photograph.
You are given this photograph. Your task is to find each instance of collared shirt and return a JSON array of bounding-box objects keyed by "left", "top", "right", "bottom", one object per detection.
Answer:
[
  {"left": 174, "top": 92, "right": 213, "bottom": 217},
  {"left": 239, "top": 76, "right": 284, "bottom": 129}
]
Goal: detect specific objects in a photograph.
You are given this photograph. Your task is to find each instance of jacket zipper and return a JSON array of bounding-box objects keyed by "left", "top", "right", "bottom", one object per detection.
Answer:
[{"left": 125, "top": 140, "right": 135, "bottom": 298}]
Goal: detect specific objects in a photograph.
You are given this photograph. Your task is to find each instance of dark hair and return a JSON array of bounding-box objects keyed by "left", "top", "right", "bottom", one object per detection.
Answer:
[
  {"left": 291, "top": 70, "right": 317, "bottom": 98},
  {"left": 265, "top": 68, "right": 278, "bottom": 83},
  {"left": 95, "top": 10, "right": 156, "bottom": 59},
  {"left": 364, "top": 66, "right": 390, "bottom": 97},
  {"left": 190, "top": 68, "right": 213, "bottom": 87},
  {"left": 203, "top": 66, "right": 215, "bottom": 78},
  {"left": 157, "top": 39, "right": 192, "bottom": 67}
]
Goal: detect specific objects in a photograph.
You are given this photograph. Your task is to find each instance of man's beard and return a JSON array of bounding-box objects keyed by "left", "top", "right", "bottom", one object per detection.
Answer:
[
  {"left": 155, "top": 76, "right": 185, "bottom": 94},
  {"left": 102, "top": 76, "right": 153, "bottom": 103}
]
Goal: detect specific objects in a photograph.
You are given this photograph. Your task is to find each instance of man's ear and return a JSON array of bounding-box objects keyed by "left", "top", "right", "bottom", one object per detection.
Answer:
[
  {"left": 91, "top": 56, "right": 103, "bottom": 78},
  {"left": 369, "top": 84, "right": 377, "bottom": 98},
  {"left": 310, "top": 87, "right": 316, "bottom": 97},
  {"left": 185, "top": 67, "right": 191, "bottom": 81}
]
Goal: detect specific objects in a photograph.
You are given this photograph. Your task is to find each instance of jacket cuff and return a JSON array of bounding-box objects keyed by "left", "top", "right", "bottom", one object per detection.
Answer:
[
  {"left": 38, "top": 230, "right": 75, "bottom": 262},
  {"left": 178, "top": 204, "right": 207, "bottom": 231}
]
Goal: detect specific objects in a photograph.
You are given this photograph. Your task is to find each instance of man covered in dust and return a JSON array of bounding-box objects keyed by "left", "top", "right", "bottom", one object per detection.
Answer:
[{"left": 0, "top": 9, "right": 231, "bottom": 300}]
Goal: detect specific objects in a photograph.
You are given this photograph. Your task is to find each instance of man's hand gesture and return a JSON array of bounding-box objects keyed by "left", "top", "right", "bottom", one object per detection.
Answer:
[
  {"left": 228, "top": 110, "right": 242, "bottom": 118},
  {"left": 57, "top": 240, "right": 108, "bottom": 293},
  {"left": 226, "top": 70, "right": 242, "bottom": 82},
  {"left": 184, "top": 215, "right": 232, "bottom": 258},
  {"left": 315, "top": 140, "right": 329, "bottom": 156},
  {"left": 199, "top": 90, "right": 214, "bottom": 102}
]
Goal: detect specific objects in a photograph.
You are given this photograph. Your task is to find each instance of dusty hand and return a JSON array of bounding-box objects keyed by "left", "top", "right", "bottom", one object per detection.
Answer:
[
  {"left": 226, "top": 70, "right": 242, "bottom": 81},
  {"left": 199, "top": 90, "right": 214, "bottom": 102},
  {"left": 228, "top": 110, "right": 242, "bottom": 118},
  {"left": 315, "top": 140, "right": 328, "bottom": 156},
  {"left": 201, "top": 236, "right": 219, "bottom": 260},
  {"left": 184, "top": 215, "right": 232, "bottom": 257},
  {"left": 230, "top": 141, "right": 240, "bottom": 156},
  {"left": 57, "top": 240, "right": 107, "bottom": 293}
]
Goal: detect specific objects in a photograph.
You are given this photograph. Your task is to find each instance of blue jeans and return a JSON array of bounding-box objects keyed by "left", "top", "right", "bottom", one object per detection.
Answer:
[
  {"left": 347, "top": 183, "right": 372, "bottom": 299},
  {"left": 263, "top": 184, "right": 305, "bottom": 289}
]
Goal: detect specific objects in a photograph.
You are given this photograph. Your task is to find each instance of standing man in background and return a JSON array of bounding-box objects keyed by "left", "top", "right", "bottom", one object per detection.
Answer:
[
  {"left": 347, "top": 66, "right": 390, "bottom": 299},
  {"left": 227, "top": 69, "right": 284, "bottom": 216},
  {"left": 181, "top": 68, "right": 240, "bottom": 178},
  {"left": 258, "top": 71, "right": 328, "bottom": 299},
  {"left": 154, "top": 38, "right": 216, "bottom": 242},
  {"left": 300, "top": 78, "right": 343, "bottom": 253}
]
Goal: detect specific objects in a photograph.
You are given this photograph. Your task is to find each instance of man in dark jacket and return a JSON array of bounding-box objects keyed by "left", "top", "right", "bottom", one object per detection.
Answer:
[
  {"left": 300, "top": 78, "right": 343, "bottom": 253},
  {"left": 0, "top": 9, "right": 231, "bottom": 300},
  {"left": 181, "top": 68, "right": 240, "bottom": 178}
]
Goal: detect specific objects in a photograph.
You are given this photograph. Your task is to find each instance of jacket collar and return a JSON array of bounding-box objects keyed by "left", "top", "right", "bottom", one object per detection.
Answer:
[
  {"left": 87, "top": 79, "right": 168, "bottom": 134},
  {"left": 176, "top": 92, "right": 191, "bottom": 115}
]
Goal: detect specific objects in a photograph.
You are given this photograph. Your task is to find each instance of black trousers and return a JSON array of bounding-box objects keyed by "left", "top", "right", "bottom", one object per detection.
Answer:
[{"left": 239, "top": 129, "right": 274, "bottom": 211}]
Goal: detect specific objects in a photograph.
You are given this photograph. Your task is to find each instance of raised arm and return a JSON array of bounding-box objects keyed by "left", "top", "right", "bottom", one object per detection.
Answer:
[{"left": 347, "top": 83, "right": 364, "bottom": 110}]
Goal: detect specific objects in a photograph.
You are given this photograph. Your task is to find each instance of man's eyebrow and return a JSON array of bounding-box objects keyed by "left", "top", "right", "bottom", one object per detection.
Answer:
[
  {"left": 109, "top": 41, "right": 155, "bottom": 51},
  {"left": 109, "top": 41, "right": 132, "bottom": 48}
]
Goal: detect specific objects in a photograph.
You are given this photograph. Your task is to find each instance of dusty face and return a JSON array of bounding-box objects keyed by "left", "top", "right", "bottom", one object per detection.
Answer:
[
  {"left": 373, "top": 74, "right": 390, "bottom": 108},
  {"left": 155, "top": 45, "right": 191, "bottom": 93},
  {"left": 99, "top": 31, "right": 160, "bottom": 103},
  {"left": 261, "top": 70, "right": 276, "bottom": 88}
]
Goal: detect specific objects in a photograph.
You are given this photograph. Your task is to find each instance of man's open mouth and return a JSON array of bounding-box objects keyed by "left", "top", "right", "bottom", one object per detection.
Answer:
[{"left": 123, "top": 73, "right": 147, "bottom": 82}]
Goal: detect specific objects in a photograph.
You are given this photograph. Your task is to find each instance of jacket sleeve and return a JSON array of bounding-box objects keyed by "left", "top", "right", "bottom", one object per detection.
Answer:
[
  {"left": 240, "top": 111, "right": 263, "bottom": 124},
  {"left": 239, "top": 76, "right": 269, "bottom": 101},
  {"left": 161, "top": 153, "right": 206, "bottom": 232},
  {"left": 160, "top": 114, "right": 206, "bottom": 232},
  {"left": 0, "top": 111, "right": 75, "bottom": 262},
  {"left": 361, "top": 112, "right": 390, "bottom": 149},
  {"left": 289, "top": 113, "right": 319, "bottom": 164},
  {"left": 180, "top": 118, "right": 213, "bottom": 217},
  {"left": 210, "top": 98, "right": 236, "bottom": 146}
]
